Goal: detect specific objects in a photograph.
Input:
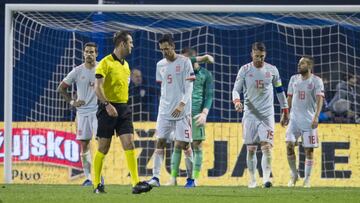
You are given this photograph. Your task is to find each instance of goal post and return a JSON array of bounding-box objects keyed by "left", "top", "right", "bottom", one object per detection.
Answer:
[
  {"left": 4, "top": 4, "right": 14, "bottom": 184},
  {"left": 4, "top": 4, "right": 360, "bottom": 185}
]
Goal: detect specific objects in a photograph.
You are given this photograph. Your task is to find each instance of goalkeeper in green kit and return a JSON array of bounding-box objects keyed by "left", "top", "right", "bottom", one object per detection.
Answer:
[{"left": 182, "top": 47, "right": 214, "bottom": 187}]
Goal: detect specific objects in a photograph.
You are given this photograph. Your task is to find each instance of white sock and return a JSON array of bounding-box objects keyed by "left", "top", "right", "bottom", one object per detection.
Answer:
[
  {"left": 184, "top": 147, "right": 194, "bottom": 179},
  {"left": 261, "top": 146, "right": 272, "bottom": 183},
  {"left": 287, "top": 154, "right": 297, "bottom": 177},
  {"left": 247, "top": 146, "right": 257, "bottom": 181},
  {"left": 304, "top": 159, "right": 314, "bottom": 181},
  {"left": 153, "top": 149, "right": 164, "bottom": 178},
  {"left": 81, "top": 150, "right": 92, "bottom": 181}
]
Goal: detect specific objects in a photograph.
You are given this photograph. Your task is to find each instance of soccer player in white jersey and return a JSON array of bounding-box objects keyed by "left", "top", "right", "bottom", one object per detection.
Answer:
[
  {"left": 148, "top": 35, "right": 195, "bottom": 187},
  {"left": 57, "top": 42, "right": 98, "bottom": 186},
  {"left": 232, "top": 42, "right": 289, "bottom": 188},
  {"left": 284, "top": 56, "right": 324, "bottom": 188}
]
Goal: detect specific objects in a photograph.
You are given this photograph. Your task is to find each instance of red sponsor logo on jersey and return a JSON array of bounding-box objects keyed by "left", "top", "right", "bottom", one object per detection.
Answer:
[
  {"left": 176, "top": 65, "right": 181, "bottom": 73},
  {"left": 248, "top": 73, "right": 253, "bottom": 77},
  {"left": 265, "top": 72, "right": 271, "bottom": 78},
  {"left": 308, "top": 83, "right": 314, "bottom": 89},
  {"left": 0, "top": 128, "right": 82, "bottom": 169}
]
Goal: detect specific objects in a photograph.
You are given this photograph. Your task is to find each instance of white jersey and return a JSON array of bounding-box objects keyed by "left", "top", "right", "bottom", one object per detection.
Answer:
[
  {"left": 287, "top": 74, "right": 325, "bottom": 131},
  {"left": 156, "top": 55, "right": 195, "bottom": 120},
  {"left": 63, "top": 63, "right": 98, "bottom": 115},
  {"left": 233, "top": 62, "right": 284, "bottom": 120}
]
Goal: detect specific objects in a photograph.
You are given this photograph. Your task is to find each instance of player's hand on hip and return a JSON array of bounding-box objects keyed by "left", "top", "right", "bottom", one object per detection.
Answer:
[
  {"left": 194, "top": 112, "right": 207, "bottom": 127},
  {"left": 70, "top": 100, "right": 85, "bottom": 107},
  {"left": 234, "top": 101, "right": 243, "bottom": 112},
  {"left": 106, "top": 103, "right": 118, "bottom": 117},
  {"left": 171, "top": 102, "right": 185, "bottom": 118},
  {"left": 311, "top": 115, "right": 319, "bottom": 129}
]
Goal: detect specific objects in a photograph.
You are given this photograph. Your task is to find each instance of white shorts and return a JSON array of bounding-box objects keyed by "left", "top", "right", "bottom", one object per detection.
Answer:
[
  {"left": 156, "top": 114, "right": 192, "bottom": 143},
  {"left": 76, "top": 112, "right": 98, "bottom": 140},
  {"left": 285, "top": 120, "right": 319, "bottom": 148},
  {"left": 242, "top": 116, "right": 274, "bottom": 145}
]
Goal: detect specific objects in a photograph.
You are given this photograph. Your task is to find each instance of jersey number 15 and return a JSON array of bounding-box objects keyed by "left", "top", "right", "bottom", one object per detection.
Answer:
[{"left": 255, "top": 80, "right": 264, "bottom": 89}]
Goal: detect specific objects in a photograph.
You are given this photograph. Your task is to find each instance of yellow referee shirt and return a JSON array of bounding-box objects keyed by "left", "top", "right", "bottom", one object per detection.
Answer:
[{"left": 95, "top": 53, "right": 130, "bottom": 103}]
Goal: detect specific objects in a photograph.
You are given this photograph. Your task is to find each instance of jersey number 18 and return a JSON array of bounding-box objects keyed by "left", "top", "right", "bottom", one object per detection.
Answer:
[{"left": 299, "top": 91, "right": 306, "bottom": 100}]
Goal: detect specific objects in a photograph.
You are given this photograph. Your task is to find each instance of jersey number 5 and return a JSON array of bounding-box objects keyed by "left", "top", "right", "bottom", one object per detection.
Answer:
[
  {"left": 185, "top": 130, "right": 190, "bottom": 138},
  {"left": 167, "top": 74, "right": 172, "bottom": 84}
]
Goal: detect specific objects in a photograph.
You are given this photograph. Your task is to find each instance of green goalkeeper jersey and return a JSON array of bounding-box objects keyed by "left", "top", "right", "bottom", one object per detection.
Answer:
[{"left": 190, "top": 57, "right": 214, "bottom": 116}]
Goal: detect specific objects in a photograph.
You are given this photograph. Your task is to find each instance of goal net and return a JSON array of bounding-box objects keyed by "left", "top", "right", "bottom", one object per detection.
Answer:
[{"left": 2, "top": 6, "right": 360, "bottom": 186}]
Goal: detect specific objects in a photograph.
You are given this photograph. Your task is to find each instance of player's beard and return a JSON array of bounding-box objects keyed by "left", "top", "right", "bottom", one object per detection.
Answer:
[
  {"left": 253, "top": 61, "right": 263, "bottom": 68},
  {"left": 86, "top": 57, "right": 95, "bottom": 65},
  {"left": 165, "top": 51, "right": 176, "bottom": 61},
  {"left": 298, "top": 67, "right": 309, "bottom": 75},
  {"left": 86, "top": 57, "right": 92, "bottom": 62}
]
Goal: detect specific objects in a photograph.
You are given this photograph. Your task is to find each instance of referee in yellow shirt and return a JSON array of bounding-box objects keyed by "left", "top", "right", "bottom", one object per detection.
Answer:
[{"left": 93, "top": 31, "right": 152, "bottom": 194}]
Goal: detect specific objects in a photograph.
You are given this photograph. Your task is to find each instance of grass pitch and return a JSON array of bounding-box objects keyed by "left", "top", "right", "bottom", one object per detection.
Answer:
[{"left": 1, "top": 184, "right": 359, "bottom": 203}]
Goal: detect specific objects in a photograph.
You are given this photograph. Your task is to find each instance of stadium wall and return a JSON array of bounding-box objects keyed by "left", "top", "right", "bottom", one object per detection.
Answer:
[{"left": 0, "top": 122, "right": 359, "bottom": 186}]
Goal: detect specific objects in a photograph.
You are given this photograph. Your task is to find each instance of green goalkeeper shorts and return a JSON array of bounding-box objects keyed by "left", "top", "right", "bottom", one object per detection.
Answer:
[{"left": 192, "top": 119, "right": 205, "bottom": 141}]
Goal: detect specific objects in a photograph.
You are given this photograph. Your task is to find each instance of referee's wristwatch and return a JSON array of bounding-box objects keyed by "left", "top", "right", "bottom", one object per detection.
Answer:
[{"left": 103, "top": 101, "right": 110, "bottom": 106}]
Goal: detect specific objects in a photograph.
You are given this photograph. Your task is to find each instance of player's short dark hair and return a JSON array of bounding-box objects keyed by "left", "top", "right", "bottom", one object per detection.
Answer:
[
  {"left": 84, "top": 42, "right": 98, "bottom": 52},
  {"left": 181, "top": 47, "right": 197, "bottom": 55},
  {"left": 158, "top": 34, "right": 175, "bottom": 46},
  {"left": 252, "top": 42, "right": 266, "bottom": 52},
  {"left": 302, "top": 55, "right": 314, "bottom": 66},
  {"left": 181, "top": 47, "right": 191, "bottom": 55},
  {"left": 113, "top": 31, "right": 131, "bottom": 47}
]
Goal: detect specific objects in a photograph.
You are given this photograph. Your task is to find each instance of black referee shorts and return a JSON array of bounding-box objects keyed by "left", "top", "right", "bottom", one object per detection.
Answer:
[{"left": 96, "top": 103, "right": 134, "bottom": 138}]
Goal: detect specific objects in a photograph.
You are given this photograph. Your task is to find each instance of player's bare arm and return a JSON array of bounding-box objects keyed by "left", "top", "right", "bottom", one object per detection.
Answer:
[
  {"left": 312, "top": 95, "right": 324, "bottom": 129},
  {"left": 57, "top": 82, "right": 85, "bottom": 107},
  {"left": 287, "top": 95, "right": 293, "bottom": 110},
  {"left": 195, "top": 54, "right": 214, "bottom": 64},
  {"left": 171, "top": 61, "right": 193, "bottom": 118},
  {"left": 95, "top": 78, "right": 118, "bottom": 117},
  {"left": 281, "top": 95, "right": 292, "bottom": 127},
  {"left": 232, "top": 65, "right": 245, "bottom": 113}
]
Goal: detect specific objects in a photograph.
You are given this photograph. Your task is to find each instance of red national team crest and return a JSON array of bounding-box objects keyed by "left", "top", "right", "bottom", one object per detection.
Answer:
[
  {"left": 176, "top": 65, "right": 181, "bottom": 73},
  {"left": 265, "top": 72, "right": 271, "bottom": 78},
  {"left": 308, "top": 83, "right": 314, "bottom": 89}
]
